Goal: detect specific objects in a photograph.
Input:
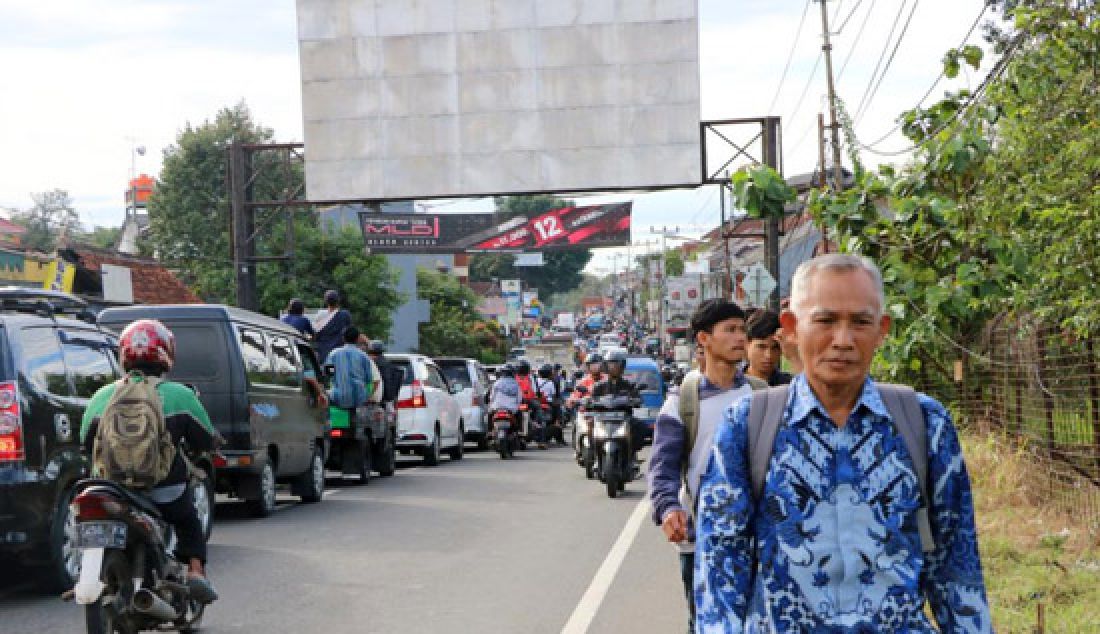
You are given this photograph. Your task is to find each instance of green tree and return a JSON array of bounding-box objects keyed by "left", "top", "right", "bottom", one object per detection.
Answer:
[
  {"left": 416, "top": 269, "right": 506, "bottom": 361},
  {"left": 85, "top": 226, "right": 121, "bottom": 250},
  {"left": 468, "top": 195, "right": 594, "bottom": 298},
  {"left": 147, "top": 101, "right": 399, "bottom": 334},
  {"left": 664, "top": 248, "right": 685, "bottom": 277},
  {"left": 13, "top": 189, "right": 80, "bottom": 252},
  {"left": 809, "top": 0, "right": 1100, "bottom": 390}
]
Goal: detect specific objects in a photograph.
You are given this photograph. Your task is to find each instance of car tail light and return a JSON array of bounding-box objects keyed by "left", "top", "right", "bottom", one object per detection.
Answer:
[
  {"left": 330, "top": 428, "right": 345, "bottom": 438},
  {"left": 0, "top": 381, "right": 24, "bottom": 462},
  {"left": 397, "top": 380, "right": 426, "bottom": 409},
  {"left": 73, "top": 491, "right": 124, "bottom": 521}
]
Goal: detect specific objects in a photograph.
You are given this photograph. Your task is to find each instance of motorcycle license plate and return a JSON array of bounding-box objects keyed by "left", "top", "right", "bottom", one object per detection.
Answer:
[{"left": 75, "top": 521, "right": 128, "bottom": 549}]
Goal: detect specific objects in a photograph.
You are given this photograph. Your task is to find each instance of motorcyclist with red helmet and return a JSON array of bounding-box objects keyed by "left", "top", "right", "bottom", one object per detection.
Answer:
[{"left": 80, "top": 319, "right": 221, "bottom": 603}]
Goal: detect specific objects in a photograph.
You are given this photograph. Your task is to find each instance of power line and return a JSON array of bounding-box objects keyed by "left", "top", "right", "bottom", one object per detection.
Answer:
[
  {"left": 857, "top": 3, "right": 993, "bottom": 150},
  {"left": 853, "top": 0, "right": 922, "bottom": 126},
  {"left": 834, "top": 0, "right": 865, "bottom": 34},
  {"left": 784, "top": 52, "right": 824, "bottom": 129},
  {"left": 860, "top": 35, "right": 1023, "bottom": 157},
  {"left": 836, "top": 0, "right": 876, "bottom": 81},
  {"left": 767, "top": 0, "right": 814, "bottom": 115},
  {"left": 852, "top": 0, "right": 912, "bottom": 122}
]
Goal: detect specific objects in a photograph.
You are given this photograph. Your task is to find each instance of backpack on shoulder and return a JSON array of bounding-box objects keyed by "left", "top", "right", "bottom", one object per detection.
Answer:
[
  {"left": 745, "top": 384, "right": 936, "bottom": 553},
  {"left": 677, "top": 371, "right": 766, "bottom": 463},
  {"left": 92, "top": 371, "right": 176, "bottom": 490}
]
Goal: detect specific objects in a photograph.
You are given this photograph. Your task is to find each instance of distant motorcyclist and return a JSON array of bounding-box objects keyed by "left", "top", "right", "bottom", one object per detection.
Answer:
[
  {"left": 537, "top": 363, "right": 564, "bottom": 446},
  {"left": 569, "top": 352, "right": 605, "bottom": 406},
  {"left": 515, "top": 360, "right": 546, "bottom": 449},
  {"left": 488, "top": 364, "right": 521, "bottom": 434},
  {"left": 590, "top": 349, "right": 643, "bottom": 464},
  {"left": 80, "top": 319, "right": 220, "bottom": 603}
]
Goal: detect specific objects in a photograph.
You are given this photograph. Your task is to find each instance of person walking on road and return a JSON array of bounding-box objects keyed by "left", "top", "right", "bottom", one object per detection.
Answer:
[
  {"left": 694, "top": 254, "right": 992, "bottom": 632},
  {"left": 314, "top": 290, "right": 352, "bottom": 363},
  {"left": 646, "top": 299, "right": 755, "bottom": 632},
  {"left": 743, "top": 309, "right": 794, "bottom": 386}
]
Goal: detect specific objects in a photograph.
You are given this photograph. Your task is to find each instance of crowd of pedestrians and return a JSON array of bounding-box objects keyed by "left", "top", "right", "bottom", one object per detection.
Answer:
[{"left": 648, "top": 254, "right": 992, "bottom": 633}]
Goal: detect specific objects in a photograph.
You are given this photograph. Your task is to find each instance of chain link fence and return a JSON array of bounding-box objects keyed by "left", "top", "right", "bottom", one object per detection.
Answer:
[{"left": 911, "top": 318, "right": 1100, "bottom": 535}]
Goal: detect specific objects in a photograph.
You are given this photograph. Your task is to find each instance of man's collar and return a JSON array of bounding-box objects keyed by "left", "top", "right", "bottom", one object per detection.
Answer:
[
  {"left": 699, "top": 371, "right": 747, "bottom": 393},
  {"left": 788, "top": 374, "right": 887, "bottom": 424}
]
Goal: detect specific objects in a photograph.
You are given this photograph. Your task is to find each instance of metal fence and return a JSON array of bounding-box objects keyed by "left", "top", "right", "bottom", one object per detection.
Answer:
[{"left": 913, "top": 318, "right": 1100, "bottom": 535}]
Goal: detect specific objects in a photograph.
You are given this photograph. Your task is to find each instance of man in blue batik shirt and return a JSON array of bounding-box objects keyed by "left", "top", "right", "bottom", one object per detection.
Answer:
[
  {"left": 324, "top": 326, "right": 376, "bottom": 410},
  {"left": 694, "top": 254, "right": 992, "bottom": 633}
]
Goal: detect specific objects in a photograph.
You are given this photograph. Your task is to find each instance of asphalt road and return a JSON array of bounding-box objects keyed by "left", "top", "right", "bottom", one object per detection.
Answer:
[{"left": 0, "top": 442, "right": 687, "bottom": 634}]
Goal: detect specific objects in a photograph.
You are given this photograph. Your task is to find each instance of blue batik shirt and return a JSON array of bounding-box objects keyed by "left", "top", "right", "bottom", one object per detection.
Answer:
[
  {"left": 695, "top": 375, "right": 992, "bottom": 633},
  {"left": 325, "top": 344, "right": 374, "bottom": 409}
]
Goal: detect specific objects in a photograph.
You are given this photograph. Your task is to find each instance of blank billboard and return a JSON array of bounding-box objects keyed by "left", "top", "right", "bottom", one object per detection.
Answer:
[{"left": 296, "top": 0, "right": 701, "bottom": 201}]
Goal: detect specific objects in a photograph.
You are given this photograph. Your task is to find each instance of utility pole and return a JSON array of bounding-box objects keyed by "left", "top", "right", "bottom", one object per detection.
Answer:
[
  {"left": 817, "top": 112, "right": 830, "bottom": 254},
  {"left": 229, "top": 141, "right": 259, "bottom": 311},
  {"left": 718, "top": 177, "right": 733, "bottom": 299},
  {"left": 762, "top": 117, "right": 782, "bottom": 311},
  {"left": 819, "top": 0, "right": 845, "bottom": 191}
]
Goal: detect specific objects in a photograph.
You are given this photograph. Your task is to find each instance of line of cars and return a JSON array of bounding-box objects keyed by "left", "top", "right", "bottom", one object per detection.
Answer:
[{"left": 0, "top": 288, "right": 492, "bottom": 593}]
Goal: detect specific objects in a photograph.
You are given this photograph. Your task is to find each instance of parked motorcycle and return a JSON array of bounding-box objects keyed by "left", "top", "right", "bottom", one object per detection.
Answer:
[
  {"left": 68, "top": 479, "right": 207, "bottom": 633},
  {"left": 585, "top": 392, "right": 642, "bottom": 498},
  {"left": 489, "top": 409, "right": 517, "bottom": 459}
]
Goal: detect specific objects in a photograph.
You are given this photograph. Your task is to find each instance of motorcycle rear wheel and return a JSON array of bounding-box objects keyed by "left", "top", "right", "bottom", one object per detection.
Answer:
[{"left": 85, "top": 550, "right": 137, "bottom": 634}]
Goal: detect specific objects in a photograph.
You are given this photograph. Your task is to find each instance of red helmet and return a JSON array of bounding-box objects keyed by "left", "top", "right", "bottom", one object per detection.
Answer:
[{"left": 119, "top": 319, "right": 176, "bottom": 372}]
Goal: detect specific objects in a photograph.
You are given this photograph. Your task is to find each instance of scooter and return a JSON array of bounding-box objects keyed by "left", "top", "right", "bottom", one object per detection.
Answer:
[
  {"left": 489, "top": 409, "right": 517, "bottom": 459},
  {"left": 573, "top": 386, "right": 596, "bottom": 478},
  {"left": 67, "top": 479, "right": 207, "bottom": 633},
  {"left": 585, "top": 393, "right": 642, "bottom": 498}
]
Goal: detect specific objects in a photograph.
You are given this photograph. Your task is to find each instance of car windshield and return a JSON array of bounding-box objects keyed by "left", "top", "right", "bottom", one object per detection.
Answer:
[
  {"left": 438, "top": 362, "right": 472, "bottom": 389},
  {"left": 624, "top": 369, "right": 661, "bottom": 393}
]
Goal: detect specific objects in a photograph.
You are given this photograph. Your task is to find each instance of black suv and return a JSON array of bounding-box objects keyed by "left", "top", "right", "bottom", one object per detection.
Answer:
[{"left": 0, "top": 287, "right": 121, "bottom": 591}]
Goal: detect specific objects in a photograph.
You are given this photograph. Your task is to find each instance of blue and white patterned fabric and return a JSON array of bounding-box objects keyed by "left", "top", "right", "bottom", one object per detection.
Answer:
[{"left": 694, "top": 374, "right": 992, "bottom": 633}]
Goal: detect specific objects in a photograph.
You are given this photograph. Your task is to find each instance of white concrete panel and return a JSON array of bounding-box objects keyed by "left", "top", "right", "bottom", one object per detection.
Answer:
[
  {"left": 457, "top": 30, "right": 537, "bottom": 72},
  {"left": 621, "top": 105, "right": 700, "bottom": 146},
  {"left": 382, "top": 115, "right": 459, "bottom": 158},
  {"left": 380, "top": 74, "right": 457, "bottom": 116},
  {"left": 298, "top": 0, "right": 350, "bottom": 40},
  {"left": 304, "top": 119, "right": 382, "bottom": 161},
  {"left": 299, "top": 39, "right": 357, "bottom": 82},
  {"left": 536, "top": 0, "right": 616, "bottom": 27},
  {"left": 377, "top": 0, "right": 456, "bottom": 36},
  {"left": 381, "top": 33, "right": 456, "bottom": 76},
  {"left": 537, "top": 24, "right": 619, "bottom": 68},
  {"left": 301, "top": 79, "right": 383, "bottom": 121},
  {"left": 461, "top": 150, "right": 542, "bottom": 192},
  {"left": 458, "top": 71, "right": 536, "bottom": 112},
  {"left": 297, "top": 0, "right": 701, "bottom": 200},
  {"left": 536, "top": 66, "right": 621, "bottom": 109},
  {"left": 460, "top": 111, "right": 540, "bottom": 153},
  {"left": 537, "top": 108, "right": 622, "bottom": 150}
]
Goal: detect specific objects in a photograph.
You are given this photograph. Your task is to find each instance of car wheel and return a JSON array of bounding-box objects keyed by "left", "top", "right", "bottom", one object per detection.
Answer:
[
  {"left": 448, "top": 423, "right": 465, "bottom": 461},
  {"left": 295, "top": 448, "right": 325, "bottom": 503},
  {"left": 422, "top": 428, "right": 441, "bottom": 466},
  {"left": 193, "top": 470, "right": 216, "bottom": 541},
  {"left": 246, "top": 461, "right": 277, "bottom": 518},
  {"left": 45, "top": 486, "right": 79, "bottom": 593}
]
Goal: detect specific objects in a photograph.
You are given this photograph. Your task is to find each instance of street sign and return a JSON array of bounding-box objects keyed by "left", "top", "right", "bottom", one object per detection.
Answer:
[{"left": 740, "top": 263, "right": 776, "bottom": 307}]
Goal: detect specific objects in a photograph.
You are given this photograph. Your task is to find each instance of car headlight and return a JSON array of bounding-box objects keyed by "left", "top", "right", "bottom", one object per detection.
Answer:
[
  {"left": 592, "top": 426, "right": 608, "bottom": 439},
  {"left": 612, "top": 425, "right": 628, "bottom": 438}
]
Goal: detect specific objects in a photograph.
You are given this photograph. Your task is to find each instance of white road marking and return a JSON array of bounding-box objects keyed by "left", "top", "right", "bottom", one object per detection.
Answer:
[
  {"left": 561, "top": 498, "right": 652, "bottom": 634},
  {"left": 323, "top": 489, "right": 340, "bottom": 497}
]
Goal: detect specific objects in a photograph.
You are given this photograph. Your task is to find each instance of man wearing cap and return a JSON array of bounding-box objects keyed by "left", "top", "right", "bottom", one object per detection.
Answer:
[{"left": 314, "top": 290, "right": 352, "bottom": 362}]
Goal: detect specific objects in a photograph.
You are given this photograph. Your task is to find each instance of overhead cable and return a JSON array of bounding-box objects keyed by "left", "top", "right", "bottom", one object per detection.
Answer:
[
  {"left": 853, "top": 0, "right": 923, "bottom": 126},
  {"left": 852, "top": 0, "right": 912, "bottom": 122},
  {"left": 767, "top": 0, "right": 814, "bottom": 115}
]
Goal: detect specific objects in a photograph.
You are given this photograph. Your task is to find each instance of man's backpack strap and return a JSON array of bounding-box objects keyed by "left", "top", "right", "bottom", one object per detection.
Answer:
[
  {"left": 677, "top": 372, "right": 702, "bottom": 465},
  {"left": 747, "top": 386, "right": 789, "bottom": 503},
  {"left": 877, "top": 383, "right": 936, "bottom": 553}
]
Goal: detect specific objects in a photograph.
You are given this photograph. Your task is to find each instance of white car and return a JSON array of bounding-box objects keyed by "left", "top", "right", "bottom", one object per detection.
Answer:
[
  {"left": 385, "top": 354, "right": 465, "bottom": 466},
  {"left": 435, "top": 357, "right": 492, "bottom": 450}
]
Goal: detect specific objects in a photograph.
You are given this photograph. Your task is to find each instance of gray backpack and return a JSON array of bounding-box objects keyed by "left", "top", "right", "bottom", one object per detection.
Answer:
[
  {"left": 92, "top": 372, "right": 175, "bottom": 490},
  {"left": 746, "top": 384, "right": 936, "bottom": 553}
]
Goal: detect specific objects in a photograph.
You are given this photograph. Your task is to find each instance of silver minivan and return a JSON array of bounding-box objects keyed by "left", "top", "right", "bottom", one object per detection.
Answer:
[{"left": 434, "top": 358, "right": 491, "bottom": 450}]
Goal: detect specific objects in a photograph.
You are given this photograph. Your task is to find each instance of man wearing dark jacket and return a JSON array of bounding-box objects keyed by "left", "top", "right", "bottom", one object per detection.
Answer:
[{"left": 314, "top": 290, "right": 352, "bottom": 362}]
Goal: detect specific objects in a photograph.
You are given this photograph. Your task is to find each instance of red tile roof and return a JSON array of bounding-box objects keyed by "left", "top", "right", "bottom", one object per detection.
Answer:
[{"left": 66, "top": 246, "right": 200, "bottom": 304}]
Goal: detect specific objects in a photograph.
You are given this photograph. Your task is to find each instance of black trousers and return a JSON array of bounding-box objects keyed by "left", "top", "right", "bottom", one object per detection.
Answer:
[{"left": 156, "top": 486, "right": 206, "bottom": 564}]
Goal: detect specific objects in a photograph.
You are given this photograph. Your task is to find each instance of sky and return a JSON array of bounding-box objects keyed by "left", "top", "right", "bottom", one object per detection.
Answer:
[{"left": 0, "top": 0, "right": 1002, "bottom": 273}]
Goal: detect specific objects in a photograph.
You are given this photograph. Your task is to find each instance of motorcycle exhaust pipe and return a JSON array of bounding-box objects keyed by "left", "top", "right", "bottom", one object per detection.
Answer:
[{"left": 133, "top": 588, "right": 179, "bottom": 621}]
